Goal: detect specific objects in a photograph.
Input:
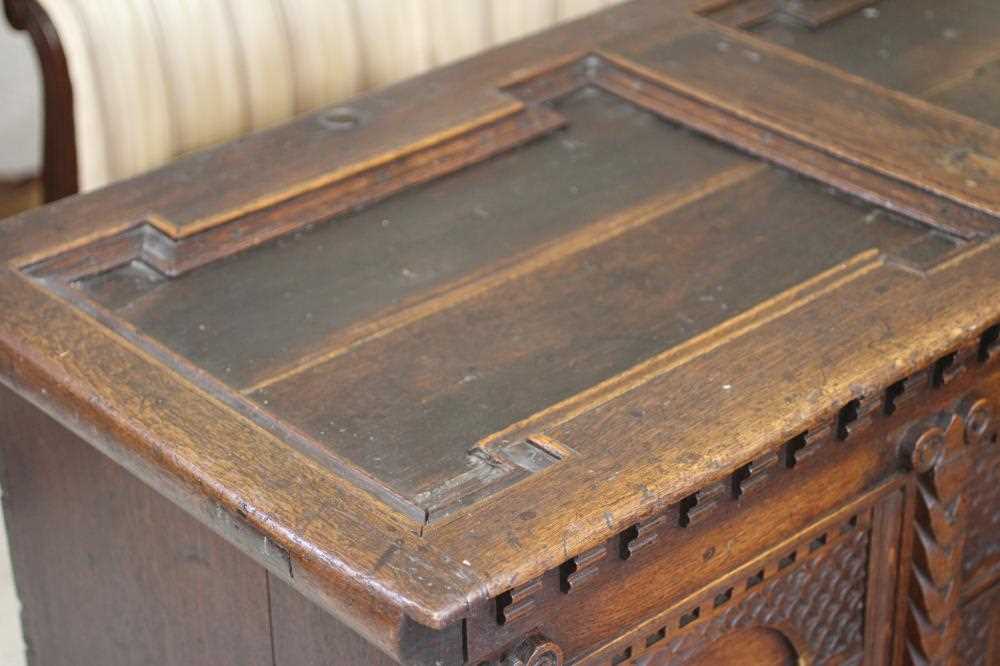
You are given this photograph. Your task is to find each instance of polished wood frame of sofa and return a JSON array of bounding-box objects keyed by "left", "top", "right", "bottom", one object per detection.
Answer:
[{"left": 4, "top": 0, "right": 78, "bottom": 202}]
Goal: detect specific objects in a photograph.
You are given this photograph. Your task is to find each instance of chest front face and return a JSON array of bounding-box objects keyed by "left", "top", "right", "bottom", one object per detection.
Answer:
[{"left": 3, "top": 1, "right": 1000, "bottom": 664}]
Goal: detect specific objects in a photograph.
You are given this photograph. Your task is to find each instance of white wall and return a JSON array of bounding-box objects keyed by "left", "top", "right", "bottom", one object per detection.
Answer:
[
  {"left": 1, "top": 16, "right": 42, "bottom": 177},
  {"left": 0, "top": 16, "right": 35, "bottom": 666}
]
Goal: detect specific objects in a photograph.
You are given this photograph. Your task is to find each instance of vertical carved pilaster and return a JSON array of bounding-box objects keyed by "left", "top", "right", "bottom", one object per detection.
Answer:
[{"left": 901, "top": 401, "right": 982, "bottom": 665}]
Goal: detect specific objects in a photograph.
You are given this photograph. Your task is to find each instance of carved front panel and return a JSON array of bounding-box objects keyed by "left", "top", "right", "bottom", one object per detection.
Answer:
[
  {"left": 630, "top": 524, "right": 868, "bottom": 665},
  {"left": 469, "top": 477, "right": 904, "bottom": 665}
]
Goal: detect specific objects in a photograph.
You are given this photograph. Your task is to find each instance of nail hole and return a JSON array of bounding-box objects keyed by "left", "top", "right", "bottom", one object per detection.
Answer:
[
  {"left": 679, "top": 494, "right": 697, "bottom": 527},
  {"left": 619, "top": 524, "right": 639, "bottom": 560},
  {"left": 495, "top": 591, "right": 512, "bottom": 625},
  {"left": 809, "top": 534, "right": 828, "bottom": 552},
  {"left": 558, "top": 559, "right": 576, "bottom": 593},
  {"left": 841, "top": 514, "right": 859, "bottom": 534},
  {"left": 318, "top": 107, "right": 365, "bottom": 130},
  {"left": 732, "top": 463, "right": 751, "bottom": 497},
  {"left": 783, "top": 432, "right": 807, "bottom": 467}
]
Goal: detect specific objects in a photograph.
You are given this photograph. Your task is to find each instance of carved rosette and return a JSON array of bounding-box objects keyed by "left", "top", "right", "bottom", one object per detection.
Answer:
[
  {"left": 501, "top": 635, "right": 564, "bottom": 666},
  {"left": 902, "top": 397, "right": 995, "bottom": 666}
]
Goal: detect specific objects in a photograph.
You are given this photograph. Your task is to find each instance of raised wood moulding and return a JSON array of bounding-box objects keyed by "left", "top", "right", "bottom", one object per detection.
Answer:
[
  {"left": 17, "top": 40, "right": 998, "bottom": 524},
  {"left": 487, "top": 324, "right": 1000, "bottom": 630},
  {"left": 22, "top": 48, "right": 998, "bottom": 284}
]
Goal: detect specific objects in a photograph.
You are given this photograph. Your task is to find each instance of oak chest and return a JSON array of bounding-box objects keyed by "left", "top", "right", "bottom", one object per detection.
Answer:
[{"left": 2, "top": 1, "right": 1000, "bottom": 664}]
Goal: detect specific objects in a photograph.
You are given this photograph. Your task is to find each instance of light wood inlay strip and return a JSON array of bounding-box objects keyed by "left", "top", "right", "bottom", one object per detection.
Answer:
[
  {"left": 474, "top": 247, "right": 882, "bottom": 454},
  {"left": 243, "top": 162, "right": 765, "bottom": 393}
]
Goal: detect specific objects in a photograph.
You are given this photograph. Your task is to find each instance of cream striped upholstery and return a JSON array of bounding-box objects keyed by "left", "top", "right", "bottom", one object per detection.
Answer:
[{"left": 35, "top": 0, "right": 626, "bottom": 192}]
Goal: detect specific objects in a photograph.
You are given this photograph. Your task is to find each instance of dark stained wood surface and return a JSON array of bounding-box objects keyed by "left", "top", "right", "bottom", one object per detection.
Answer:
[
  {"left": 67, "top": 87, "right": 958, "bottom": 503},
  {"left": 749, "top": 0, "right": 1000, "bottom": 121},
  {"left": 1, "top": 1, "right": 999, "bottom": 663},
  {"left": 76, "top": 88, "right": 753, "bottom": 389},
  {"left": 268, "top": 574, "right": 399, "bottom": 666},
  {"left": 248, "top": 164, "right": 948, "bottom": 501}
]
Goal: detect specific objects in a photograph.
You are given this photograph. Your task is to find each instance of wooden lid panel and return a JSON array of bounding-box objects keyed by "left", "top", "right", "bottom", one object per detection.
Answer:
[
  {"left": 603, "top": 19, "right": 1000, "bottom": 217},
  {"left": 66, "top": 86, "right": 957, "bottom": 509},
  {"left": 73, "top": 88, "right": 750, "bottom": 389},
  {"left": 743, "top": 0, "right": 1000, "bottom": 117}
]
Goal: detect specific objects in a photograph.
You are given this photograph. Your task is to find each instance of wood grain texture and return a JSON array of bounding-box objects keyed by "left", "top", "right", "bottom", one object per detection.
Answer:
[
  {"left": 635, "top": 528, "right": 869, "bottom": 665},
  {"left": 603, "top": 14, "right": 1000, "bottom": 218},
  {"left": 0, "top": 267, "right": 476, "bottom": 646},
  {"left": 426, "top": 237, "right": 1000, "bottom": 616},
  {"left": 0, "top": 1, "right": 999, "bottom": 662},
  {"left": 748, "top": 0, "right": 1000, "bottom": 123}
]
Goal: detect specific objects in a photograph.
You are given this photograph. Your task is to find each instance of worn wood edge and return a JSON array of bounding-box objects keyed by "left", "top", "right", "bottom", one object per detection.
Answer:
[
  {"left": 604, "top": 16, "right": 1000, "bottom": 219},
  {"left": 579, "top": 477, "right": 900, "bottom": 664},
  {"left": 422, "top": 236, "right": 1000, "bottom": 609},
  {"left": 471, "top": 248, "right": 882, "bottom": 456},
  {"left": 0, "top": 268, "right": 487, "bottom": 633},
  {"left": 35, "top": 274, "right": 429, "bottom": 522},
  {"left": 693, "top": 0, "right": 777, "bottom": 29}
]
